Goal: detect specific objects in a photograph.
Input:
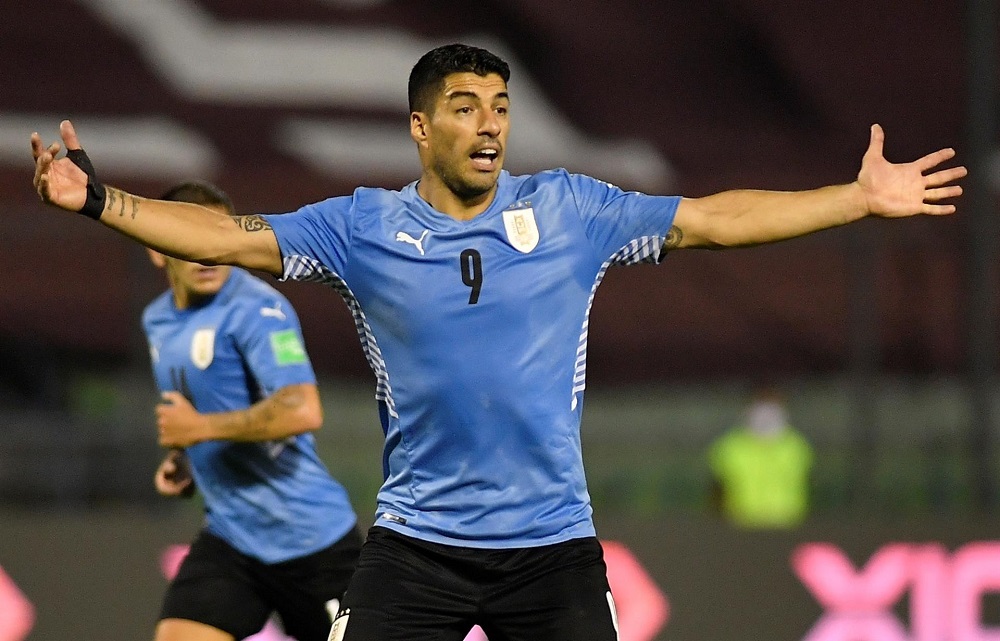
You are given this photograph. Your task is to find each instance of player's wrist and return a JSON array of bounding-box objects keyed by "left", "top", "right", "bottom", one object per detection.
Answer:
[{"left": 65, "top": 148, "right": 107, "bottom": 220}]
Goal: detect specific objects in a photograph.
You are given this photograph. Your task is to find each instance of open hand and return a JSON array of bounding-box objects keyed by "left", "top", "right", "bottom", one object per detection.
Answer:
[
  {"left": 31, "top": 120, "right": 92, "bottom": 212},
  {"left": 858, "top": 124, "right": 967, "bottom": 218}
]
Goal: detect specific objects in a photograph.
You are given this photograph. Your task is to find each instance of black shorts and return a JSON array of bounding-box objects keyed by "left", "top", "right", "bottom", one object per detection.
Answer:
[
  {"left": 331, "top": 527, "right": 618, "bottom": 641},
  {"left": 161, "top": 527, "right": 363, "bottom": 641}
]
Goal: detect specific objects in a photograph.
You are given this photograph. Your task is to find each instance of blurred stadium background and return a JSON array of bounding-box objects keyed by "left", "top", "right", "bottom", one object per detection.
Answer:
[{"left": 1, "top": 0, "right": 999, "bottom": 639}]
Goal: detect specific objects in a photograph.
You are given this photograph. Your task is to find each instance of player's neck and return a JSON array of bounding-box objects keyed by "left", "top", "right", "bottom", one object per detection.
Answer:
[
  {"left": 171, "top": 288, "right": 215, "bottom": 310},
  {"left": 416, "top": 175, "right": 497, "bottom": 222}
]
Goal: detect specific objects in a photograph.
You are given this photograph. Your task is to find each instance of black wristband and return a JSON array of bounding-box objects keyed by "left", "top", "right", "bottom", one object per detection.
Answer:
[{"left": 66, "top": 148, "right": 107, "bottom": 220}]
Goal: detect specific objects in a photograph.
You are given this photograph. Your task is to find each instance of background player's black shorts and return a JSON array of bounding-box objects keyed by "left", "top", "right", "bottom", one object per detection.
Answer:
[
  {"left": 331, "top": 527, "right": 618, "bottom": 641},
  {"left": 161, "top": 527, "right": 363, "bottom": 641}
]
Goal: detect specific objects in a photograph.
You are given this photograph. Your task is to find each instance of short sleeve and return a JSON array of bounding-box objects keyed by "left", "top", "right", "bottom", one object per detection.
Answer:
[
  {"left": 231, "top": 293, "right": 317, "bottom": 397},
  {"left": 263, "top": 194, "right": 356, "bottom": 282},
  {"left": 565, "top": 173, "right": 681, "bottom": 265}
]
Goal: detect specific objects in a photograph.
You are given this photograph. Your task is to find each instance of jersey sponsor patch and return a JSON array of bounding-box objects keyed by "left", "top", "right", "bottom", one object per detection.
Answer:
[
  {"left": 190, "top": 329, "right": 215, "bottom": 369},
  {"left": 502, "top": 207, "right": 539, "bottom": 253},
  {"left": 270, "top": 329, "right": 308, "bottom": 365}
]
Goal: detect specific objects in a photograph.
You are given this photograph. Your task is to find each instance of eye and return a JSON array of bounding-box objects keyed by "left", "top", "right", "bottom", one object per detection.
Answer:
[
  {"left": 495, "top": 106, "right": 508, "bottom": 116},
  {"left": 457, "top": 106, "right": 473, "bottom": 114}
]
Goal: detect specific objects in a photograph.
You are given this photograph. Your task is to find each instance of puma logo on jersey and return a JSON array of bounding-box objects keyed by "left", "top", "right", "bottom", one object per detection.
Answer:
[
  {"left": 395, "top": 230, "right": 429, "bottom": 255},
  {"left": 260, "top": 302, "right": 286, "bottom": 321}
]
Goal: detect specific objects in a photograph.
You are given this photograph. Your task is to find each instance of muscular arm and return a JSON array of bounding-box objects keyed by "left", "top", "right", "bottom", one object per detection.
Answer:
[
  {"left": 157, "top": 383, "right": 323, "bottom": 447},
  {"left": 665, "top": 124, "right": 965, "bottom": 251},
  {"left": 669, "top": 183, "right": 867, "bottom": 249},
  {"left": 100, "top": 189, "right": 283, "bottom": 274},
  {"left": 31, "top": 120, "right": 283, "bottom": 275}
]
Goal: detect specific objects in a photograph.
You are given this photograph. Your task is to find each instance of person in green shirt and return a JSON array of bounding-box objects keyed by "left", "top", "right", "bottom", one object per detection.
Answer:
[{"left": 709, "top": 388, "right": 814, "bottom": 528}]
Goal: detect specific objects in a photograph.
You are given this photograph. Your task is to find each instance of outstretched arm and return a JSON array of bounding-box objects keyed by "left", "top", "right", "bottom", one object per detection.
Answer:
[
  {"left": 31, "top": 120, "right": 282, "bottom": 275},
  {"left": 156, "top": 383, "right": 323, "bottom": 448},
  {"left": 667, "top": 125, "right": 967, "bottom": 250}
]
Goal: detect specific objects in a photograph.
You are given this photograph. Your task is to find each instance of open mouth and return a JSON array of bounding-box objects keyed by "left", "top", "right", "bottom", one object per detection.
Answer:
[{"left": 470, "top": 148, "right": 499, "bottom": 170}]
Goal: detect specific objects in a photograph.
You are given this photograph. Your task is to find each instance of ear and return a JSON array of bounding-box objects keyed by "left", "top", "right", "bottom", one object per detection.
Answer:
[
  {"left": 410, "top": 112, "right": 429, "bottom": 145},
  {"left": 146, "top": 247, "right": 167, "bottom": 268}
]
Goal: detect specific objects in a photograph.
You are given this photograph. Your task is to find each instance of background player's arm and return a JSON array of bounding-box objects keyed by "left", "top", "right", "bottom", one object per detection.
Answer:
[
  {"left": 666, "top": 124, "right": 965, "bottom": 250},
  {"left": 156, "top": 383, "right": 323, "bottom": 447},
  {"left": 31, "top": 120, "right": 282, "bottom": 276}
]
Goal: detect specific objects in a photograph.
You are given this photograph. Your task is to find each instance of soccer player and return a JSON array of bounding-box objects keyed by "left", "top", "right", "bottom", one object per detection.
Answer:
[
  {"left": 32, "top": 44, "right": 964, "bottom": 641},
  {"left": 141, "top": 181, "right": 362, "bottom": 641}
]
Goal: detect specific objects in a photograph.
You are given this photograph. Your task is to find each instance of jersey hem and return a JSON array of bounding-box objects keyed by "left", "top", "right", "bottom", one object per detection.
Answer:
[{"left": 369, "top": 519, "right": 597, "bottom": 550}]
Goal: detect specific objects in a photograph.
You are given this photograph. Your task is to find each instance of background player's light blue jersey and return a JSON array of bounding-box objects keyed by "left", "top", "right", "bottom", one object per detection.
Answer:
[
  {"left": 142, "top": 268, "right": 357, "bottom": 563},
  {"left": 265, "top": 170, "right": 679, "bottom": 548}
]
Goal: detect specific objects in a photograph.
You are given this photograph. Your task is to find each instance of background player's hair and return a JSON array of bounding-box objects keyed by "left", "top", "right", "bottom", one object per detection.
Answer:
[
  {"left": 160, "top": 180, "right": 235, "bottom": 214},
  {"left": 407, "top": 43, "right": 511, "bottom": 114}
]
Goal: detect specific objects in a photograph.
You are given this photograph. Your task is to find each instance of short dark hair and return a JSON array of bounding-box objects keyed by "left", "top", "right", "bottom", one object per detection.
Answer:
[
  {"left": 159, "top": 180, "right": 234, "bottom": 214},
  {"left": 408, "top": 43, "right": 511, "bottom": 114}
]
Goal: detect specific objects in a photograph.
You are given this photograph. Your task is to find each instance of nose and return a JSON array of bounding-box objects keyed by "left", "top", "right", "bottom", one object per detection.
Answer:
[{"left": 478, "top": 110, "right": 502, "bottom": 138}]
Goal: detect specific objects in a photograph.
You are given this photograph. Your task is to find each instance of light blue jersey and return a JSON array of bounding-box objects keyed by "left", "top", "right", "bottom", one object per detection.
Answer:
[
  {"left": 142, "top": 268, "right": 357, "bottom": 563},
  {"left": 265, "top": 170, "right": 679, "bottom": 548}
]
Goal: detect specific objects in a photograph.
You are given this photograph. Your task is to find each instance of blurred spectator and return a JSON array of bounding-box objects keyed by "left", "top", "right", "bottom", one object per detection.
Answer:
[
  {"left": 708, "top": 387, "right": 814, "bottom": 528},
  {"left": 464, "top": 539, "right": 669, "bottom": 641}
]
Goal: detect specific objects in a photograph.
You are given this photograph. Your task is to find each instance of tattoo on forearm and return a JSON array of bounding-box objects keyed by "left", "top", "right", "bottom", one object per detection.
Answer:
[
  {"left": 105, "top": 187, "right": 141, "bottom": 219},
  {"left": 237, "top": 215, "right": 272, "bottom": 233},
  {"left": 664, "top": 225, "right": 683, "bottom": 250}
]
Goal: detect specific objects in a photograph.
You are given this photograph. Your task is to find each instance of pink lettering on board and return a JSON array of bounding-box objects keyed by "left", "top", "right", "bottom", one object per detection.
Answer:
[{"left": 793, "top": 542, "right": 1000, "bottom": 641}]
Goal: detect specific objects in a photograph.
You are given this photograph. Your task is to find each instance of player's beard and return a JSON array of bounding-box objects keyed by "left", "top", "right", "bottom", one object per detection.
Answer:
[{"left": 435, "top": 156, "right": 499, "bottom": 202}]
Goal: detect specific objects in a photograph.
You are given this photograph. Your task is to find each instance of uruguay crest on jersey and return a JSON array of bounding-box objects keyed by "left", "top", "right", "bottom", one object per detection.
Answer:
[
  {"left": 190, "top": 328, "right": 216, "bottom": 369},
  {"left": 502, "top": 206, "right": 539, "bottom": 253}
]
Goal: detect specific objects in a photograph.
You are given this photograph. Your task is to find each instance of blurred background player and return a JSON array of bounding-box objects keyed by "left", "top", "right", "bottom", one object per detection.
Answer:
[
  {"left": 708, "top": 386, "right": 814, "bottom": 529},
  {"left": 144, "top": 181, "right": 362, "bottom": 641}
]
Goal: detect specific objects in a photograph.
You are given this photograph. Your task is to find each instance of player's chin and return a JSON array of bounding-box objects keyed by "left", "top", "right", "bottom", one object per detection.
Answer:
[{"left": 461, "top": 171, "right": 501, "bottom": 195}]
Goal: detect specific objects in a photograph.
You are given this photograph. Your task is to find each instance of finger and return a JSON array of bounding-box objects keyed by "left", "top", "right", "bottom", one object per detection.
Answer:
[
  {"left": 924, "top": 165, "right": 968, "bottom": 188},
  {"left": 866, "top": 124, "right": 884, "bottom": 159},
  {"left": 33, "top": 150, "right": 51, "bottom": 189},
  {"left": 29, "top": 136, "right": 60, "bottom": 161},
  {"left": 924, "top": 185, "right": 964, "bottom": 202},
  {"left": 36, "top": 174, "right": 49, "bottom": 202},
  {"left": 923, "top": 204, "right": 957, "bottom": 216},
  {"left": 914, "top": 147, "right": 957, "bottom": 172},
  {"left": 30, "top": 132, "right": 43, "bottom": 159},
  {"left": 60, "top": 120, "right": 82, "bottom": 151}
]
